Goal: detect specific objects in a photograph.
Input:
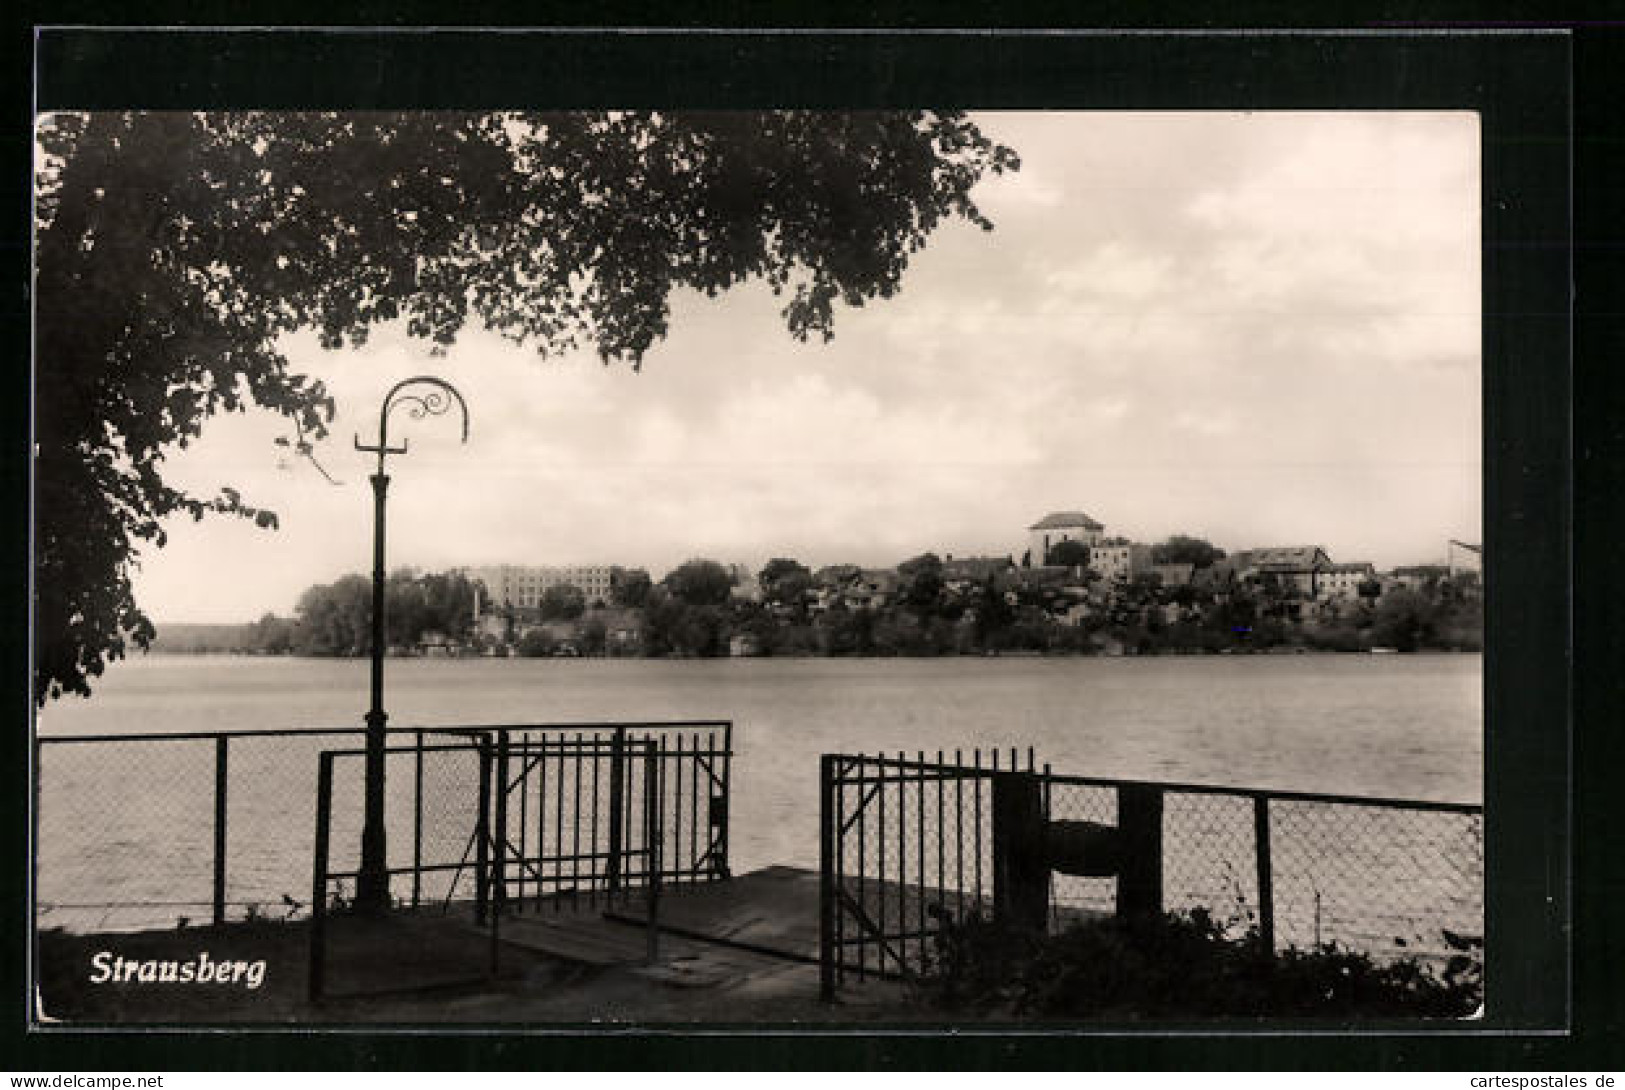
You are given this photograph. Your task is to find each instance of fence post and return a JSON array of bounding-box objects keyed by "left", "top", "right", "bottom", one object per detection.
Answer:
[
  {"left": 213, "top": 735, "right": 229, "bottom": 927},
  {"left": 1117, "top": 784, "right": 1164, "bottom": 924},
  {"left": 606, "top": 727, "right": 626, "bottom": 892},
  {"left": 716, "top": 721, "right": 733, "bottom": 879},
  {"left": 308, "top": 751, "right": 333, "bottom": 1005},
  {"left": 819, "top": 754, "right": 836, "bottom": 1002},
  {"left": 490, "top": 738, "right": 504, "bottom": 977},
  {"left": 474, "top": 739, "right": 491, "bottom": 926},
  {"left": 1253, "top": 795, "right": 1275, "bottom": 953},
  {"left": 412, "top": 729, "right": 424, "bottom": 910},
  {"left": 991, "top": 770, "right": 1048, "bottom": 932},
  {"left": 644, "top": 746, "right": 662, "bottom": 965},
  {"left": 493, "top": 730, "right": 510, "bottom": 915}
]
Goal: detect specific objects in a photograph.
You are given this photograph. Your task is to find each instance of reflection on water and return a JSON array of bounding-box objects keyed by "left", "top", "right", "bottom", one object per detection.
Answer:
[{"left": 36, "top": 653, "right": 1481, "bottom": 933}]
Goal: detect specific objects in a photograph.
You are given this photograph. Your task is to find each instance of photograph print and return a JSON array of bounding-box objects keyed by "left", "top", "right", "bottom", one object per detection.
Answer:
[{"left": 32, "top": 105, "right": 1486, "bottom": 1026}]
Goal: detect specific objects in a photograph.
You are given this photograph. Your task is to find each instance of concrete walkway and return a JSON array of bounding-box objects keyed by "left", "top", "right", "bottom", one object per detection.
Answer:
[{"left": 38, "top": 867, "right": 928, "bottom": 1024}]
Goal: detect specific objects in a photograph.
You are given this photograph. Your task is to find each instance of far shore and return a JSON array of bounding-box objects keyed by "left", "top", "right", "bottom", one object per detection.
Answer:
[{"left": 139, "top": 645, "right": 1483, "bottom": 661}]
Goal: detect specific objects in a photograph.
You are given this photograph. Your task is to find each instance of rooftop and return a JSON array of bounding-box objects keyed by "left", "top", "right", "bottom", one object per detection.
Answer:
[{"left": 1029, "top": 511, "right": 1104, "bottom": 532}]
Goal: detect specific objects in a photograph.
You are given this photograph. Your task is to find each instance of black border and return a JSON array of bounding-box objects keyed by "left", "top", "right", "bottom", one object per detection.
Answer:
[{"left": 8, "top": 20, "right": 1597, "bottom": 1072}]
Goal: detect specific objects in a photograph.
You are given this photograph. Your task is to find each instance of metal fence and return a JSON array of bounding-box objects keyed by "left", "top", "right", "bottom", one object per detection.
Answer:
[
  {"left": 34, "top": 727, "right": 474, "bottom": 932},
  {"left": 819, "top": 751, "right": 1483, "bottom": 999},
  {"left": 306, "top": 725, "right": 733, "bottom": 1001},
  {"left": 34, "top": 721, "right": 733, "bottom": 935},
  {"left": 496, "top": 724, "right": 733, "bottom": 912}
]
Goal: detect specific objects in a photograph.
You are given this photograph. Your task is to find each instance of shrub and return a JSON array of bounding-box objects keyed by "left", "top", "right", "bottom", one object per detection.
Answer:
[{"left": 917, "top": 909, "right": 1481, "bottom": 1020}]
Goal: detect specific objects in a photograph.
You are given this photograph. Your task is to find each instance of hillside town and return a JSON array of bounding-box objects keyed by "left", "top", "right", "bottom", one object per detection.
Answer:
[
  {"left": 171, "top": 510, "right": 1481, "bottom": 660},
  {"left": 457, "top": 510, "right": 1482, "bottom": 659}
]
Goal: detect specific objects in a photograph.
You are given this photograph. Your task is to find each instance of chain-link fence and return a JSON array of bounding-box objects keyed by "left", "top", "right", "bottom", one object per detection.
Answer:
[
  {"left": 1043, "top": 777, "right": 1483, "bottom": 965},
  {"left": 36, "top": 729, "right": 388, "bottom": 933},
  {"left": 820, "top": 752, "right": 1483, "bottom": 999},
  {"left": 35, "top": 722, "right": 733, "bottom": 935}
]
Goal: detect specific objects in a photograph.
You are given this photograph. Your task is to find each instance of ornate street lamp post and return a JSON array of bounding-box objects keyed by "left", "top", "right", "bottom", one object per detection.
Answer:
[{"left": 353, "top": 376, "right": 469, "bottom": 912}]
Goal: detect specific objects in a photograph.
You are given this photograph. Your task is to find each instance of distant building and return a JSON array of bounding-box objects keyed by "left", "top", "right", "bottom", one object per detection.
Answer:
[
  {"left": 1028, "top": 511, "right": 1105, "bottom": 564},
  {"left": 727, "top": 564, "right": 763, "bottom": 602},
  {"left": 942, "top": 555, "right": 1015, "bottom": 590},
  {"left": 1390, "top": 564, "right": 1449, "bottom": 591},
  {"left": 1149, "top": 562, "right": 1195, "bottom": 588},
  {"left": 470, "top": 564, "right": 617, "bottom": 612},
  {"left": 1236, "top": 546, "right": 1334, "bottom": 597},
  {"left": 1090, "top": 540, "right": 1153, "bottom": 583},
  {"left": 1319, "top": 561, "right": 1376, "bottom": 599},
  {"left": 844, "top": 569, "right": 900, "bottom": 610}
]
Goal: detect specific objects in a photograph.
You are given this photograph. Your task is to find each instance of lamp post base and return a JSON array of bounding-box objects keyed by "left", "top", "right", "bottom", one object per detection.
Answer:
[{"left": 355, "top": 708, "right": 391, "bottom": 915}]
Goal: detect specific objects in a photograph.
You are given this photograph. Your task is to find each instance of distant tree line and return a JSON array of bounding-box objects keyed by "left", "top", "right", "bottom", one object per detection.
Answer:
[
  {"left": 151, "top": 543, "right": 1482, "bottom": 660},
  {"left": 154, "top": 569, "right": 478, "bottom": 656}
]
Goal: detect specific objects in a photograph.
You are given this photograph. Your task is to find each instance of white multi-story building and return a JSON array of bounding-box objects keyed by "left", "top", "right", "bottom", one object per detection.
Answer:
[
  {"left": 1319, "top": 561, "right": 1376, "bottom": 599},
  {"left": 469, "top": 564, "right": 617, "bottom": 611},
  {"left": 1089, "top": 541, "right": 1153, "bottom": 582},
  {"left": 1028, "top": 511, "right": 1105, "bottom": 564}
]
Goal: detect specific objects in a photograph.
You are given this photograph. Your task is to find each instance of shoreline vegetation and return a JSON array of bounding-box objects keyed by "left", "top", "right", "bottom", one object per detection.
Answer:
[{"left": 152, "top": 551, "right": 1483, "bottom": 661}]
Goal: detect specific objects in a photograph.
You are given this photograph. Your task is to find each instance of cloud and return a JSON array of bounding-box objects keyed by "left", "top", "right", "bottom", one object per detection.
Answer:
[{"left": 124, "top": 111, "right": 1482, "bottom": 621}]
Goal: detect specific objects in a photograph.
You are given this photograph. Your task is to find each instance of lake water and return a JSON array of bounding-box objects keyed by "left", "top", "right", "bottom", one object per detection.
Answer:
[{"left": 36, "top": 653, "right": 1482, "bottom": 940}]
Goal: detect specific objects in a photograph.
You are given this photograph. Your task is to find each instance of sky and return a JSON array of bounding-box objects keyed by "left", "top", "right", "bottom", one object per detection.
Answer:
[{"left": 122, "top": 111, "right": 1481, "bottom": 624}]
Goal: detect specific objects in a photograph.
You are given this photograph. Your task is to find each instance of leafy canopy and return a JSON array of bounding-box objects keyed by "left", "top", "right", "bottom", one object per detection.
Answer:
[{"left": 33, "top": 110, "right": 1017, "bottom": 703}]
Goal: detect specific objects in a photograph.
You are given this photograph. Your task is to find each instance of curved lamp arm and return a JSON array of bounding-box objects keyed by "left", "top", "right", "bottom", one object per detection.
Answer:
[{"left": 354, "top": 375, "right": 471, "bottom": 472}]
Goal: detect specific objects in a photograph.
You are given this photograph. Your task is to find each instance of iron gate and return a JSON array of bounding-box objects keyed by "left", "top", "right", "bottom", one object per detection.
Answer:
[
  {"left": 493, "top": 722, "right": 733, "bottom": 912},
  {"left": 819, "top": 750, "right": 1484, "bottom": 1002},
  {"left": 308, "top": 722, "right": 733, "bottom": 1002},
  {"left": 819, "top": 748, "right": 1036, "bottom": 998}
]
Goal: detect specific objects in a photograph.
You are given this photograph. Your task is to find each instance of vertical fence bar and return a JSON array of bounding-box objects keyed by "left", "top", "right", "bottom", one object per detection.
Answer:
[
  {"left": 973, "top": 749, "right": 984, "bottom": 912},
  {"left": 690, "top": 731, "right": 700, "bottom": 881},
  {"left": 916, "top": 749, "right": 926, "bottom": 974},
  {"left": 1044, "top": 763, "right": 1056, "bottom": 932},
  {"left": 1254, "top": 794, "right": 1275, "bottom": 953},
  {"left": 517, "top": 733, "right": 529, "bottom": 911},
  {"left": 307, "top": 751, "right": 333, "bottom": 1005},
  {"left": 659, "top": 733, "right": 669, "bottom": 887},
  {"left": 718, "top": 722, "right": 733, "bottom": 878},
  {"left": 955, "top": 749, "right": 965, "bottom": 923},
  {"left": 644, "top": 746, "right": 662, "bottom": 964},
  {"left": 494, "top": 731, "right": 511, "bottom": 914},
  {"left": 537, "top": 736, "right": 549, "bottom": 907},
  {"left": 624, "top": 738, "right": 637, "bottom": 897},
  {"left": 876, "top": 753, "right": 887, "bottom": 973},
  {"left": 590, "top": 736, "right": 601, "bottom": 906},
  {"left": 552, "top": 736, "right": 563, "bottom": 911},
  {"left": 213, "top": 736, "right": 229, "bottom": 927},
  {"left": 820, "top": 754, "right": 837, "bottom": 1002},
  {"left": 673, "top": 734, "right": 685, "bottom": 883},
  {"left": 412, "top": 730, "right": 424, "bottom": 910},
  {"left": 896, "top": 751, "right": 906, "bottom": 974},
  {"left": 935, "top": 750, "right": 945, "bottom": 946},
  {"left": 490, "top": 767, "right": 504, "bottom": 976},
  {"left": 578, "top": 734, "right": 591, "bottom": 909},
  {"left": 474, "top": 741, "right": 491, "bottom": 927},
  {"left": 606, "top": 727, "right": 626, "bottom": 893},
  {"left": 856, "top": 753, "right": 867, "bottom": 980}
]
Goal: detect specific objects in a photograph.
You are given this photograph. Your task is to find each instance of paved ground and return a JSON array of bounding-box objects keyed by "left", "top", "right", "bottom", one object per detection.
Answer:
[{"left": 35, "top": 868, "right": 929, "bottom": 1026}]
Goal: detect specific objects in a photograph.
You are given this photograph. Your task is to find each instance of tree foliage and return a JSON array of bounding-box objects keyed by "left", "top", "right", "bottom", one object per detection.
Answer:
[
  {"left": 663, "top": 558, "right": 735, "bottom": 607},
  {"left": 1046, "top": 539, "right": 1092, "bottom": 567},
  {"left": 758, "top": 557, "right": 813, "bottom": 609},
  {"left": 1151, "top": 534, "right": 1226, "bottom": 569},
  {"left": 33, "top": 110, "right": 1018, "bottom": 703},
  {"left": 538, "top": 583, "right": 586, "bottom": 622},
  {"left": 609, "top": 567, "right": 653, "bottom": 609},
  {"left": 290, "top": 568, "right": 476, "bottom": 654}
]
